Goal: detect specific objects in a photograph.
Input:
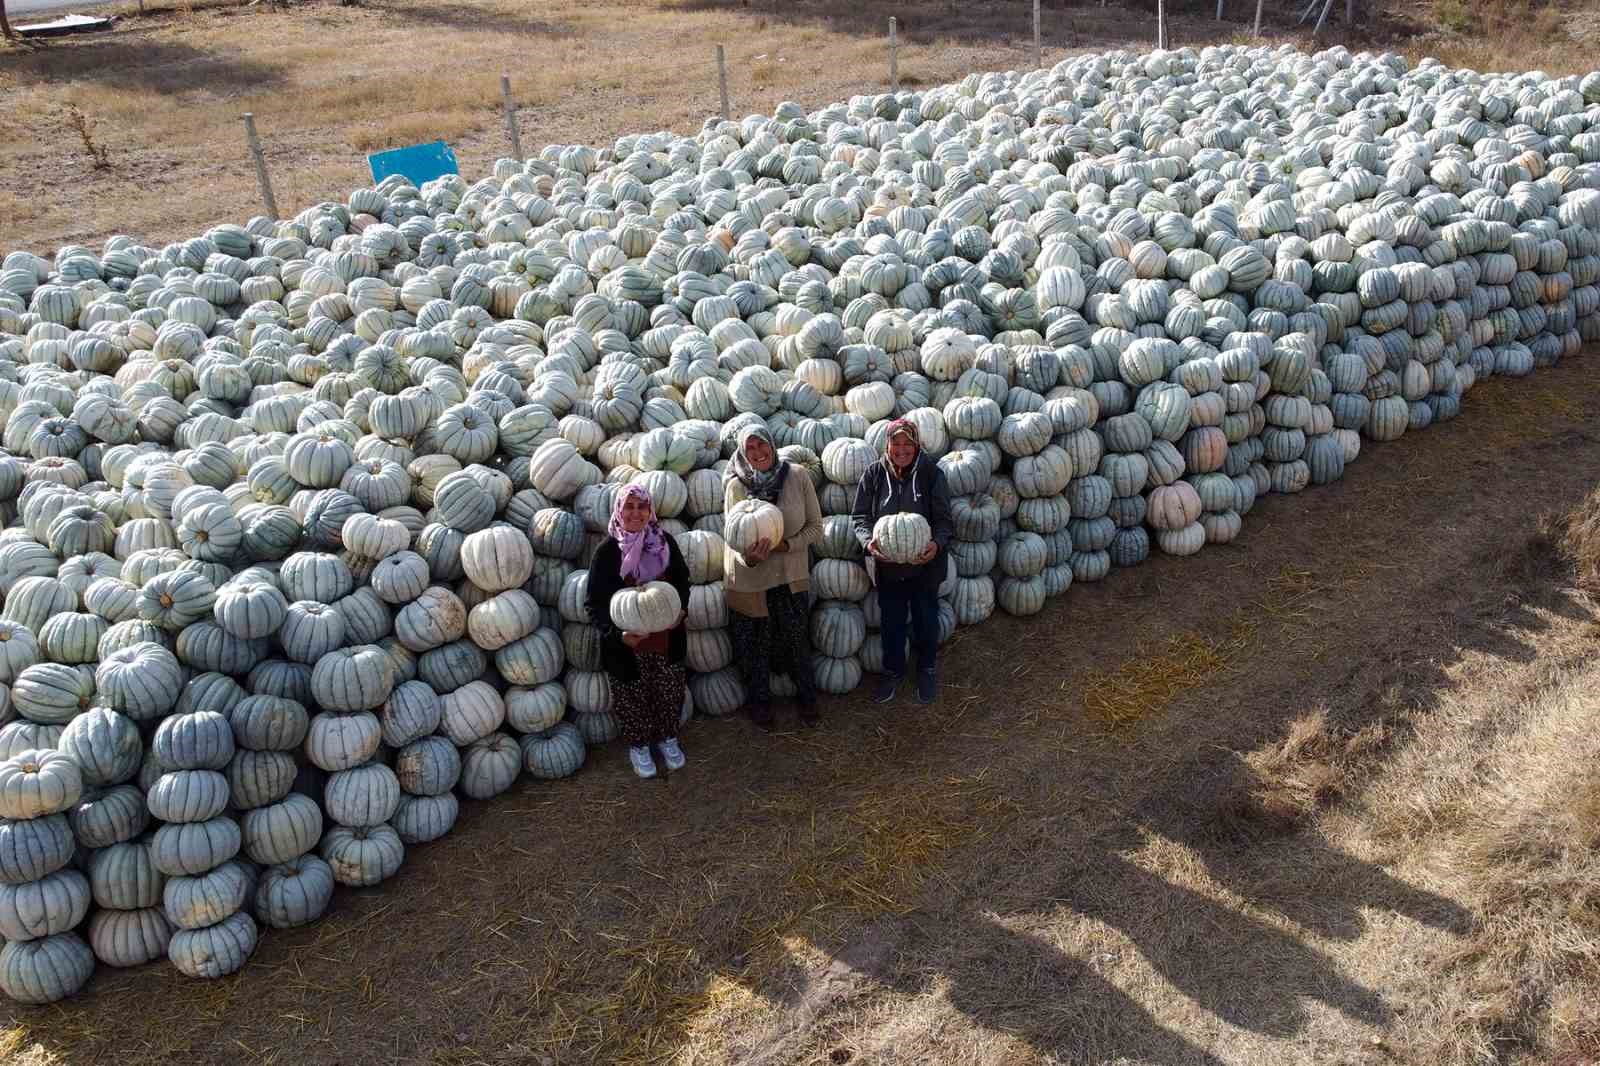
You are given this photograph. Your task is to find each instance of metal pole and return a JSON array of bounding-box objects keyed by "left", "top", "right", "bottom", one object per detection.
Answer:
[
  {"left": 716, "top": 45, "right": 730, "bottom": 121},
  {"left": 1254, "top": 0, "right": 1265, "bottom": 34},
  {"left": 500, "top": 75, "right": 523, "bottom": 162},
  {"left": 1157, "top": 0, "right": 1167, "bottom": 49},
  {"left": 1216, "top": 0, "right": 1224, "bottom": 19},
  {"left": 1313, "top": 0, "right": 1334, "bottom": 35},
  {"left": 1033, "top": 0, "right": 1041, "bottom": 70},
  {"left": 888, "top": 17, "right": 899, "bottom": 92},
  {"left": 240, "top": 113, "right": 278, "bottom": 220},
  {"left": 1346, "top": 0, "right": 1354, "bottom": 23}
]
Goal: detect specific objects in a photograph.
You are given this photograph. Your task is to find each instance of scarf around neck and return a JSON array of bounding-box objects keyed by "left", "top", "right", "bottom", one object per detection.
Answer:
[{"left": 726, "top": 423, "right": 790, "bottom": 504}]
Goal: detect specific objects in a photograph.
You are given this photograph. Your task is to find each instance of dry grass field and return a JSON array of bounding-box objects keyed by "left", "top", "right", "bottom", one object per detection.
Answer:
[
  {"left": 4, "top": 3, "right": 1600, "bottom": 1065},
  {"left": 1, "top": 0, "right": 1595, "bottom": 255}
]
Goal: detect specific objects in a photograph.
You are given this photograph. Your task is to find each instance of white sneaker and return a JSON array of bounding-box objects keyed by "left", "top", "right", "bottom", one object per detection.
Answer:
[
  {"left": 628, "top": 745, "right": 657, "bottom": 779},
  {"left": 658, "top": 737, "right": 686, "bottom": 771}
]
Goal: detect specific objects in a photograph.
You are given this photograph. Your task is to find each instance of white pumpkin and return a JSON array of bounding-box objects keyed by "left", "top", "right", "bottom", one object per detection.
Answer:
[
  {"left": 723, "top": 499, "right": 784, "bottom": 557},
  {"left": 872, "top": 513, "right": 932, "bottom": 564},
  {"left": 608, "top": 581, "right": 682, "bottom": 635}
]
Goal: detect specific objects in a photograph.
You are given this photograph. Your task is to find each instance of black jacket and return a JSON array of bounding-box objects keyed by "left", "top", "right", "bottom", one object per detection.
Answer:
[
  {"left": 850, "top": 452, "right": 955, "bottom": 587},
  {"left": 584, "top": 534, "right": 692, "bottom": 684}
]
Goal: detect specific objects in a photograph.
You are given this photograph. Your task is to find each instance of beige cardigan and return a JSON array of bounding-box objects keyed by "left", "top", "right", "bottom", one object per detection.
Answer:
[{"left": 723, "top": 468, "right": 823, "bottom": 618}]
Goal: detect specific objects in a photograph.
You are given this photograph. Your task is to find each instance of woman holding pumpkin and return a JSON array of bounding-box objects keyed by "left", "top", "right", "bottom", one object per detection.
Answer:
[
  {"left": 586, "top": 484, "right": 693, "bottom": 779},
  {"left": 851, "top": 418, "right": 954, "bottom": 705},
  {"left": 723, "top": 424, "right": 825, "bottom": 728}
]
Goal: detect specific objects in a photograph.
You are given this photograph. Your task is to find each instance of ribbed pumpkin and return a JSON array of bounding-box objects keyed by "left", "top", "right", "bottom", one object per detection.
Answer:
[
  {"left": 310, "top": 645, "right": 396, "bottom": 712},
  {"left": 0, "top": 932, "right": 95, "bottom": 1002},
  {"left": 162, "top": 861, "right": 250, "bottom": 930},
  {"left": 0, "top": 749, "right": 83, "bottom": 820},
  {"left": 88, "top": 906, "right": 175, "bottom": 968},
  {"left": 872, "top": 513, "right": 932, "bottom": 564},
  {"left": 0, "top": 868, "right": 90, "bottom": 942},
  {"left": 323, "top": 762, "right": 401, "bottom": 827},
  {"left": 723, "top": 498, "right": 784, "bottom": 556},
  {"left": 320, "top": 824, "right": 404, "bottom": 887},
  {"left": 458, "top": 733, "right": 522, "bottom": 800},
  {"left": 608, "top": 581, "right": 682, "bottom": 635},
  {"left": 255, "top": 854, "right": 336, "bottom": 929},
  {"left": 168, "top": 910, "right": 257, "bottom": 979},
  {"left": 460, "top": 525, "right": 535, "bottom": 592}
]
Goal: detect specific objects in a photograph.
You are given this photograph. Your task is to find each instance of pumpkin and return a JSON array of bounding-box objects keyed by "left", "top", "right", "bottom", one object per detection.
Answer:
[
  {"left": 392, "top": 793, "right": 460, "bottom": 845},
  {"left": 321, "top": 824, "right": 404, "bottom": 887},
  {"left": 168, "top": 910, "right": 258, "bottom": 979},
  {"left": 162, "top": 861, "right": 250, "bottom": 930},
  {"left": 395, "top": 736, "right": 462, "bottom": 797},
  {"left": 88, "top": 906, "right": 175, "bottom": 968},
  {"left": 609, "top": 581, "right": 683, "bottom": 635},
  {"left": 0, "top": 932, "right": 95, "bottom": 1003},
  {"left": 458, "top": 733, "right": 522, "bottom": 800},
  {"left": 520, "top": 722, "right": 586, "bottom": 779},
  {"left": 0, "top": 749, "right": 83, "bottom": 820},
  {"left": 151, "top": 815, "right": 242, "bottom": 877},
  {"left": 378, "top": 680, "right": 442, "bottom": 748},
  {"left": 0, "top": 865, "right": 90, "bottom": 943},
  {"left": 310, "top": 645, "right": 396, "bottom": 712},
  {"left": 214, "top": 581, "right": 289, "bottom": 640},
  {"left": 255, "top": 854, "right": 336, "bottom": 929},
  {"left": 324, "top": 762, "right": 401, "bottom": 827},
  {"left": 505, "top": 683, "right": 567, "bottom": 734},
  {"left": 461, "top": 525, "right": 535, "bottom": 592},
  {"left": 57, "top": 707, "right": 142, "bottom": 787},
  {"left": 305, "top": 711, "right": 382, "bottom": 772},
  {"left": 723, "top": 499, "right": 784, "bottom": 556},
  {"left": 438, "top": 681, "right": 506, "bottom": 746},
  {"left": 147, "top": 770, "right": 231, "bottom": 823},
  {"left": 872, "top": 513, "right": 932, "bottom": 563},
  {"left": 68, "top": 784, "right": 148, "bottom": 849}
]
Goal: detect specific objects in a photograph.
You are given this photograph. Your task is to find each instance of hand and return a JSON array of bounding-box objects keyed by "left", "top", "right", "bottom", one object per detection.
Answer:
[
  {"left": 866, "top": 538, "right": 888, "bottom": 561},
  {"left": 675, "top": 609, "right": 687, "bottom": 628},
  {"left": 745, "top": 540, "right": 771, "bottom": 564},
  {"left": 772, "top": 539, "right": 789, "bottom": 554},
  {"left": 621, "top": 632, "right": 647, "bottom": 649},
  {"left": 915, "top": 543, "right": 938, "bottom": 565}
]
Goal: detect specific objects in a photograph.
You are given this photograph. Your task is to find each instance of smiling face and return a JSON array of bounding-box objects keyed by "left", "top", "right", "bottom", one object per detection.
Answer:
[
  {"left": 887, "top": 434, "right": 918, "bottom": 470},
  {"left": 744, "top": 435, "right": 776, "bottom": 472},
  {"left": 619, "top": 492, "right": 653, "bottom": 534}
]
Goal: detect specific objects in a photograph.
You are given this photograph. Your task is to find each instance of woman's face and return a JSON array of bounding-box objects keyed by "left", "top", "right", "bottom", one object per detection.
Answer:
[
  {"left": 619, "top": 493, "right": 653, "bottom": 534},
  {"left": 887, "top": 434, "right": 917, "bottom": 469},
  {"left": 744, "top": 435, "right": 776, "bottom": 472}
]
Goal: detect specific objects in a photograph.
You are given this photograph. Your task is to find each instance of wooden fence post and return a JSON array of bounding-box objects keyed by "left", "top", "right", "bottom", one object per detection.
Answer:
[
  {"left": 240, "top": 113, "right": 278, "bottom": 220},
  {"left": 1033, "top": 0, "right": 1042, "bottom": 70},
  {"left": 889, "top": 17, "right": 899, "bottom": 92},
  {"left": 716, "top": 45, "right": 730, "bottom": 121},
  {"left": 500, "top": 75, "right": 523, "bottom": 162}
]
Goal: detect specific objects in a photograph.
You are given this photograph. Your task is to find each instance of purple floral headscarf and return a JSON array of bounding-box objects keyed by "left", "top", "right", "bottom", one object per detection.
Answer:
[{"left": 607, "top": 484, "right": 670, "bottom": 584}]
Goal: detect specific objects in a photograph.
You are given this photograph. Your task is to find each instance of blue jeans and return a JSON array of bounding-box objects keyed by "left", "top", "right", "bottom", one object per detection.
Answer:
[{"left": 878, "top": 577, "right": 940, "bottom": 678}]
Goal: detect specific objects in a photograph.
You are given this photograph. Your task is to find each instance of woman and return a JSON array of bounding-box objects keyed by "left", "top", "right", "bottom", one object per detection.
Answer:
[
  {"left": 851, "top": 418, "right": 953, "bottom": 705},
  {"left": 586, "top": 484, "right": 693, "bottom": 779},
  {"left": 724, "top": 424, "right": 824, "bottom": 728}
]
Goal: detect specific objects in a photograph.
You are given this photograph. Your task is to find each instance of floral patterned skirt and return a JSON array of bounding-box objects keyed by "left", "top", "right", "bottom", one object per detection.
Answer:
[{"left": 611, "top": 652, "right": 685, "bottom": 747}]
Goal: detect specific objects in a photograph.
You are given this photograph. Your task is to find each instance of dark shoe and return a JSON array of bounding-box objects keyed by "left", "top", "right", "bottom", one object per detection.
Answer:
[
  {"left": 798, "top": 701, "right": 820, "bottom": 728},
  {"left": 873, "top": 674, "right": 902, "bottom": 704},
  {"left": 915, "top": 669, "right": 938, "bottom": 705},
  {"left": 745, "top": 702, "right": 774, "bottom": 730}
]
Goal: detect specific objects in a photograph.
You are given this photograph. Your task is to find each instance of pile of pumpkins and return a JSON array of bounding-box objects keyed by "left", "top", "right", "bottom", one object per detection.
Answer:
[{"left": 0, "top": 42, "right": 1598, "bottom": 1004}]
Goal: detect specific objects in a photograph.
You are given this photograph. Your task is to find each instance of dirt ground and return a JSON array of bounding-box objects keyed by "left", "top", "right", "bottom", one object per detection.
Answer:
[{"left": 0, "top": 354, "right": 1593, "bottom": 1065}]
